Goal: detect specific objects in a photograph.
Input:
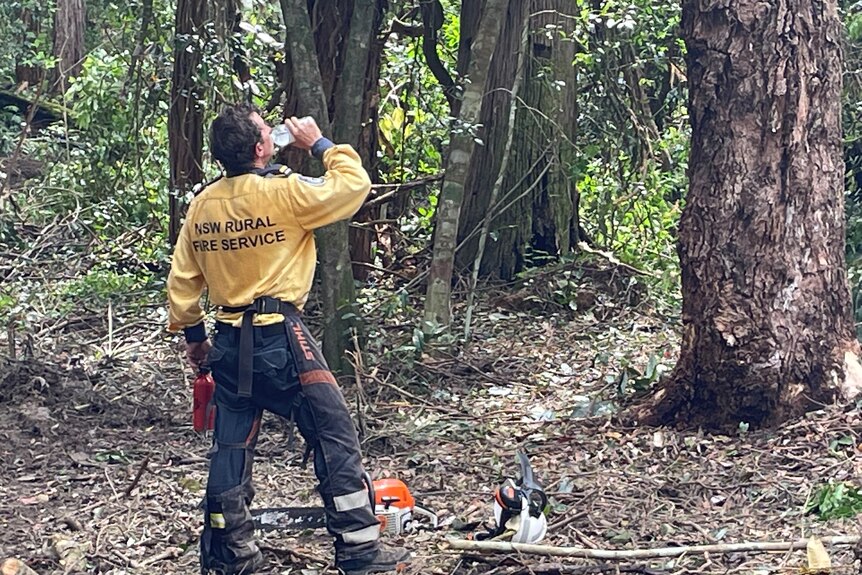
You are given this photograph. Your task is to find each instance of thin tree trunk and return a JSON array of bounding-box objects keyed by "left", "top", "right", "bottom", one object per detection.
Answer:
[
  {"left": 423, "top": 0, "right": 510, "bottom": 330},
  {"left": 348, "top": 7, "right": 385, "bottom": 282},
  {"left": 639, "top": 0, "right": 862, "bottom": 430},
  {"left": 323, "top": 0, "right": 379, "bottom": 370},
  {"left": 168, "top": 0, "right": 206, "bottom": 246},
  {"left": 124, "top": 0, "right": 154, "bottom": 97},
  {"left": 280, "top": 0, "right": 350, "bottom": 373},
  {"left": 336, "top": 1, "right": 385, "bottom": 283},
  {"left": 212, "top": 0, "right": 251, "bottom": 86},
  {"left": 421, "top": 0, "right": 457, "bottom": 112}
]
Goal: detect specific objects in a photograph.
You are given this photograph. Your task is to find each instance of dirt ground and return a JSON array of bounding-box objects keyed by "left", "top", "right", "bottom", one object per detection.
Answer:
[{"left": 1, "top": 286, "right": 860, "bottom": 575}]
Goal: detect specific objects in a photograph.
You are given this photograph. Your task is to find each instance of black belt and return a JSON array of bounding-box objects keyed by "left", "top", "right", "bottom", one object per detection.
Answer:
[
  {"left": 221, "top": 296, "right": 299, "bottom": 397},
  {"left": 215, "top": 322, "right": 284, "bottom": 341}
]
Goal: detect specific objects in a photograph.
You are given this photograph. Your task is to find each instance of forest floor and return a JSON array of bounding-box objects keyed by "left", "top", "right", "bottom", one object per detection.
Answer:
[{"left": 1, "top": 253, "right": 861, "bottom": 575}]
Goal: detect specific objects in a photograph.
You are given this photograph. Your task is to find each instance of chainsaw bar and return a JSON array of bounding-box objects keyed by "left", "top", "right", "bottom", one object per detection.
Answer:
[{"left": 251, "top": 506, "right": 327, "bottom": 531}]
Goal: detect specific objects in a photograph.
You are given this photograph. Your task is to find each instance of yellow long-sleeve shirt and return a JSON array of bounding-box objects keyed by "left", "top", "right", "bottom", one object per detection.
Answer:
[{"left": 167, "top": 144, "right": 370, "bottom": 335}]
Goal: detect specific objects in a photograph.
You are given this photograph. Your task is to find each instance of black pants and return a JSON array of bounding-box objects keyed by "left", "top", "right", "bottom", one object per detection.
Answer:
[{"left": 201, "top": 318, "right": 380, "bottom": 570}]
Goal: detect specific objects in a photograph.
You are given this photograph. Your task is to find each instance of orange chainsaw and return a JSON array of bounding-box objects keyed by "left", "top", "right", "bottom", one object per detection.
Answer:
[{"left": 252, "top": 476, "right": 437, "bottom": 536}]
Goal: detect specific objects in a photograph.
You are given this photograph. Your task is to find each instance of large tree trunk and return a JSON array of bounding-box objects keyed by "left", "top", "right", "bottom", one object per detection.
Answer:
[
  {"left": 456, "top": 0, "right": 579, "bottom": 280},
  {"left": 642, "top": 0, "right": 861, "bottom": 430},
  {"left": 424, "top": 0, "right": 510, "bottom": 329},
  {"left": 168, "top": 0, "right": 206, "bottom": 246},
  {"left": 51, "top": 0, "right": 86, "bottom": 93}
]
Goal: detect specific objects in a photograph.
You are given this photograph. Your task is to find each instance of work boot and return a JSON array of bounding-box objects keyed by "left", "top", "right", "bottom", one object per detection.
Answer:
[{"left": 336, "top": 544, "right": 411, "bottom": 575}]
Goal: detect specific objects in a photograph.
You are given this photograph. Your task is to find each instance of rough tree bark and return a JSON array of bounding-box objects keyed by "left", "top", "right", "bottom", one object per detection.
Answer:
[
  {"left": 168, "top": 0, "right": 206, "bottom": 246},
  {"left": 456, "top": 1, "right": 580, "bottom": 280},
  {"left": 424, "top": 0, "right": 510, "bottom": 329},
  {"left": 51, "top": 0, "right": 85, "bottom": 93},
  {"left": 638, "top": 0, "right": 862, "bottom": 430}
]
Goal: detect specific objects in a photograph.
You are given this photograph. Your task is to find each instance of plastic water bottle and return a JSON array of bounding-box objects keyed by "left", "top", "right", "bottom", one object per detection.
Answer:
[
  {"left": 271, "top": 124, "right": 295, "bottom": 148},
  {"left": 271, "top": 117, "right": 314, "bottom": 148}
]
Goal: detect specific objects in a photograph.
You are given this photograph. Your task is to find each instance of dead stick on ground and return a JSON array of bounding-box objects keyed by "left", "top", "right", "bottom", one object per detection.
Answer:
[
  {"left": 124, "top": 456, "right": 150, "bottom": 497},
  {"left": 492, "top": 563, "right": 664, "bottom": 575},
  {"left": 447, "top": 536, "right": 861, "bottom": 560},
  {"left": 138, "top": 547, "right": 181, "bottom": 567}
]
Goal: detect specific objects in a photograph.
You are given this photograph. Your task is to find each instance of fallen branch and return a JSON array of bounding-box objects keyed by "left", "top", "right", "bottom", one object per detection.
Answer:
[
  {"left": 576, "top": 242, "right": 657, "bottom": 278},
  {"left": 460, "top": 553, "right": 665, "bottom": 574},
  {"left": 363, "top": 173, "right": 443, "bottom": 208},
  {"left": 493, "top": 563, "right": 663, "bottom": 575},
  {"left": 447, "top": 535, "right": 861, "bottom": 560},
  {"left": 137, "top": 546, "right": 182, "bottom": 567}
]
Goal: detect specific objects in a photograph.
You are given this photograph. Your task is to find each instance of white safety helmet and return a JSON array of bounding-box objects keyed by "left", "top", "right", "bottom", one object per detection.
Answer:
[{"left": 491, "top": 478, "right": 548, "bottom": 544}]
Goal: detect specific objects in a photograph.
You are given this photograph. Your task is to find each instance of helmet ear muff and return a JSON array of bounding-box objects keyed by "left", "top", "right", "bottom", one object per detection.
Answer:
[
  {"left": 490, "top": 487, "right": 548, "bottom": 544},
  {"left": 494, "top": 480, "right": 523, "bottom": 512}
]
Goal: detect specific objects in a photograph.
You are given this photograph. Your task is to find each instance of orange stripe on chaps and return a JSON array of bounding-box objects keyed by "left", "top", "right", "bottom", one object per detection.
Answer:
[
  {"left": 299, "top": 369, "right": 337, "bottom": 386},
  {"left": 245, "top": 416, "right": 261, "bottom": 445}
]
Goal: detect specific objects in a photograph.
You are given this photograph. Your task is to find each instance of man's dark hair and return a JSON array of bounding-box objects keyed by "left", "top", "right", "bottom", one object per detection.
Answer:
[{"left": 211, "top": 103, "right": 262, "bottom": 175}]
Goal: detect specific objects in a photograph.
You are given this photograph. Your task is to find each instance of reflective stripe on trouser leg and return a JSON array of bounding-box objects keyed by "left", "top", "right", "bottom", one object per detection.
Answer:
[
  {"left": 341, "top": 524, "right": 382, "bottom": 545},
  {"left": 334, "top": 488, "right": 373, "bottom": 512}
]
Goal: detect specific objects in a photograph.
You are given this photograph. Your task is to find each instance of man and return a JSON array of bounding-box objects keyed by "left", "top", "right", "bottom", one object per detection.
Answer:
[{"left": 167, "top": 103, "right": 410, "bottom": 575}]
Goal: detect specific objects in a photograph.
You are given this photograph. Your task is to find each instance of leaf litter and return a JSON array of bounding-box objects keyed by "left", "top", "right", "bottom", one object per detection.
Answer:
[{"left": 0, "top": 256, "right": 860, "bottom": 575}]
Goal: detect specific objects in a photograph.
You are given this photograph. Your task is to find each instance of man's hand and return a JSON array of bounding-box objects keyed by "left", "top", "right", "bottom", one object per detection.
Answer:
[
  {"left": 284, "top": 116, "right": 323, "bottom": 150},
  {"left": 186, "top": 339, "right": 212, "bottom": 370}
]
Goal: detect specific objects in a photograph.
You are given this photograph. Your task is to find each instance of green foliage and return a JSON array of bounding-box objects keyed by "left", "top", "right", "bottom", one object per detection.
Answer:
[
  {"left": 0, "top": 251, "right": 160, "bottom": 329},
  {"left": 569, "top": 0, "right": 687, "bottom": 297},
  {"left": 827, "top": 434, "right": 856, "bottom": 456},
  {"left": 0, "top": 0, "right": 56, "bottom": 85},
  {"left": 609, "top": 353, "right": 666, "bottom": 396},
  {"left": 0, "top": 105, "right": 24, "bottom": 156},
  {"left": 805, "top": 481, "right": 862, "bottom": 520},
  {"left": 376, "top": 0, "right": 458, "bottom": 242},
  {"left": 59, "top": 267, "right": 146, "bottom": 306}
]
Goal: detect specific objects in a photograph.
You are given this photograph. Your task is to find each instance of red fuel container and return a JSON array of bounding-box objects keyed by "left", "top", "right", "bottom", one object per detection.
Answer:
[{"left": 193, "top": 369, "right": 216, "bottom": 431}]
